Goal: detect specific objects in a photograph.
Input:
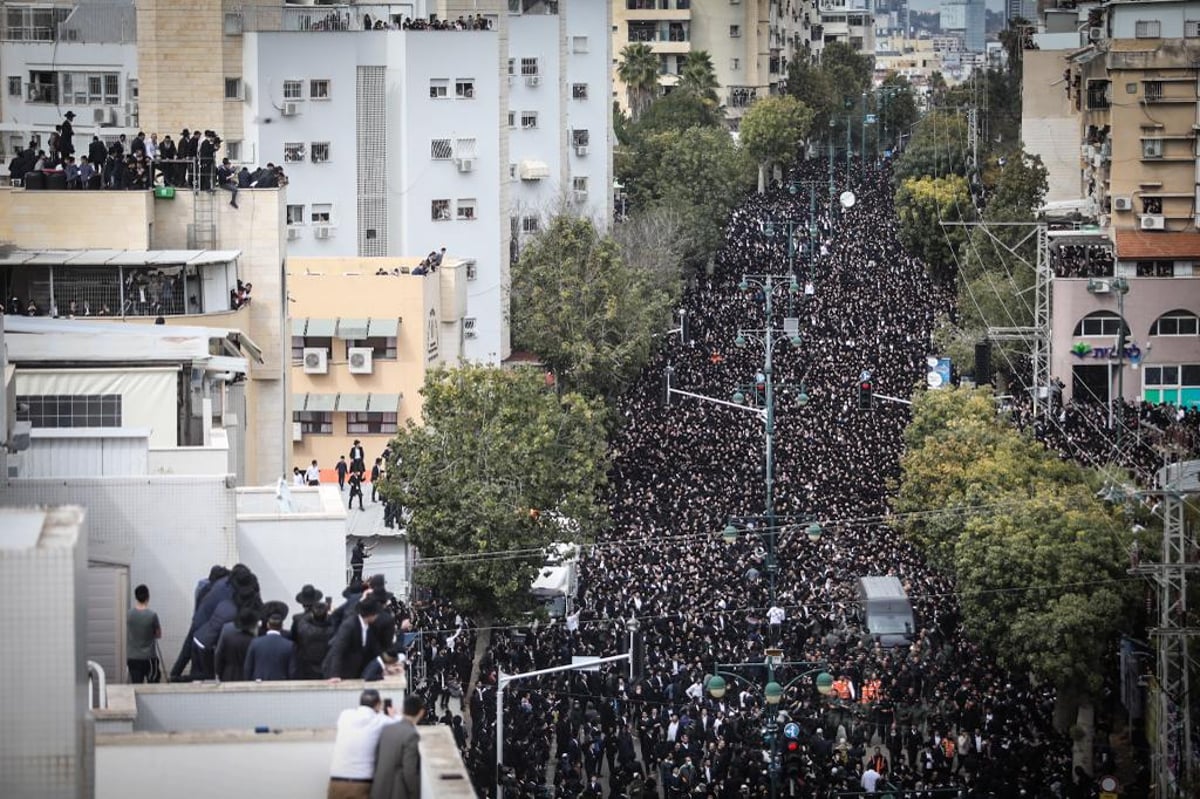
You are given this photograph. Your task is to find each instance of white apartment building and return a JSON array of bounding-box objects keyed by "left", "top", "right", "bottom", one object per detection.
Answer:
[{"left": 0, "top": 0, "right": 613, "bottom": 364}]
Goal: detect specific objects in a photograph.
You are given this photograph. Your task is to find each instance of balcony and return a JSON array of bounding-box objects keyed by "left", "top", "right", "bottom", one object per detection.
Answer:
[
  {"left": 1, "top": 3, "right": 136, "bottom": 44},
  {"left": 230, "top": 4, "right": 500, "bottom": 33}
]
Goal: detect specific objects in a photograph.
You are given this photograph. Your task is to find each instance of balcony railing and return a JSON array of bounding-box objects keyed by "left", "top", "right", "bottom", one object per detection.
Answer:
[
  {"left": 1, "top": 4, "right": 136, "bottom": 44},
  {"left": 228, "top": 4, "right": 504, "bottom": 34}
]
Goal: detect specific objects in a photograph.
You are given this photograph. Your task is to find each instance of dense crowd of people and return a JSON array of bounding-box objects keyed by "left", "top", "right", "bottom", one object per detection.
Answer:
[
  {"left": 416, "top": 159, "right": 1109, "bottom": 798},
  {"left": 1049, "top": 244, "right": 1114, "bottom": 279}
]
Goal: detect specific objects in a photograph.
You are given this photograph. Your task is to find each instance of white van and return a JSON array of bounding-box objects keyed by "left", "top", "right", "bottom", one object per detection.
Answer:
[{"left": 857, "top": 576, "right": 916, "bottom": 647}]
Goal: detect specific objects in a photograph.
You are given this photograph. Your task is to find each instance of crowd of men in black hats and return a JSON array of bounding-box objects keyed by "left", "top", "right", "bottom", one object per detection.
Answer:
[{"left": 399, "top": 159, "right": 1137, "bottom": 799}]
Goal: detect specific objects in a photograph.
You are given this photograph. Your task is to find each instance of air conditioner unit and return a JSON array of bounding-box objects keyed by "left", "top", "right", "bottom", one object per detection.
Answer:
[
  {"left": 574, "top": 145, "right": 589, "bottom": 157},
  {"left": 287, "top": 227, "right": 301, "bottom": 240},
  {"left": 281, "top": 101, "right": 300, "bottom": 116},
  {"left": 348, "top": 347, "right": 374, "bottom": 374},
  {"left": 456, "top": 157, "right": 474, "bottom": 173},
  {"left": 93, "top": 107, "right": 115, "bottom": 126},
  {"left": 1089, "top": 26, "right": 1103, "bottom": 41},
  {"left": 302, "top": 347, "right": 328, "bottom": 374},
  {"left": 292, "top": 422, "right": 303, "bottom": 442},
  {"left": 313, "top": 226, "right": 331, "bottom": 239},
  {"left": 1141, "top": 214, "right": 1166, "bottom": 230},
  {"left": 1087, "top": 278, "right": 1111, "bottom": 294},
  {"left": 573, "top": 190, "right": 588, "bottom": 203},
  {"left": 526, "top": 75, "right": 541, "bottom": 87},
  {"left": 1113, "top": 196, "right": 1133, "bottom": 211}
]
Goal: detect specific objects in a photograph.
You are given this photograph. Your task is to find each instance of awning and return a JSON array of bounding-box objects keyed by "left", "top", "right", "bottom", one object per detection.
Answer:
[
  {"left": 304, "top": 318, "right": 337, "bottom": 338},
  {"left": 304, "top": 393, "right": 338, "bottom": 412},
  {"left": 336, "top": 318, "right": 370, "bottom": 339},
  {"left": 337, "top": 393, "right": 371, "bottom": 413},
  {"left": 368, "top": 393, "right": 401, "bottom": 412},
  {"left": 292, "top": 393, "right": 308, "bottom": 412},
  {"left": 368, "top": 317, "right": 400, "bottom": 337},
  {"left": 291, "top": 318, "right": 308, "bottom": 336},
  {"left": 519, "top": 160, "right": 550, "bottom": 181}
]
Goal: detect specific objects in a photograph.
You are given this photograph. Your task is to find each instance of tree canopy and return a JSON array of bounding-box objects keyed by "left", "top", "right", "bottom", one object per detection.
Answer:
[
  {"left": 739, "top": 95, "right": 814, "bottom": 175},
  {"left": 618, "top": 43, "right": 659, "bottom": 120},
  {"left": 894, "top": 174, "right": 976, "bottom": 283},
  {"left": 893, "top": 386, "right": 1138, "bottom": 696},
  {"left": 382, "top": 366, "right": 610, "bottom": 622},
  {"left": 893, "top": 111, "right": 970, "bottom": 184},
  {"left": 512, "top": 215, "right": 672, "bottom": 400},
  {"left": 677, "top": 50, "right": 720, "bottom": 109}
]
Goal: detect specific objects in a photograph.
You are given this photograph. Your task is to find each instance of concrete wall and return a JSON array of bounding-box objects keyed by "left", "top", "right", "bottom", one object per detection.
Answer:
[
  {"left": 0, "top": 507, "right": 89, "bottom": 799},
  {"left": 0, "top": 188, "right": 152, "bottom": 249},
  {"left": 95, "top": 724, "right": 471, "bottom": 799},
  {"left": 1021, "top": 48, "right": 1081, "bottom": 204},
  {"left": 1, "top": 477, "right": 238, "bottom": 672}
]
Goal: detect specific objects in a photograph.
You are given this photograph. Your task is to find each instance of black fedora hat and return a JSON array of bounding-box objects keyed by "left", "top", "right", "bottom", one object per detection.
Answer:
[{"left": 295, "top": 584, "right": 324, "bottom": 605}]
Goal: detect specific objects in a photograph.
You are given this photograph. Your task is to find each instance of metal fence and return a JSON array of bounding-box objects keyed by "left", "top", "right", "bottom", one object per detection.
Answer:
[{"left": 0, "top": 3, "right": 136, "bottom": 44}]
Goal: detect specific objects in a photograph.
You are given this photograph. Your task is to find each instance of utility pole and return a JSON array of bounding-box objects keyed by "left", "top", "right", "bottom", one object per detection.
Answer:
[{"left": 967, "top": 105, "right": 979, "bottom": 178}]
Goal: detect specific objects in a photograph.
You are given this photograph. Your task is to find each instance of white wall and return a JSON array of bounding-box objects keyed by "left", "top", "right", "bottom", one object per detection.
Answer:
[
  {"left": 1111, "top": 3, "right": 1197, "bottom": 38},
  {"left": 14, "top": 367, "right": 179, "bottom": 447},
  {"left": 237, "top": 514, "right": 347, "bottom": 618},
  {"left": 564, "top": 0, "right": 612, "bottom": 228}
]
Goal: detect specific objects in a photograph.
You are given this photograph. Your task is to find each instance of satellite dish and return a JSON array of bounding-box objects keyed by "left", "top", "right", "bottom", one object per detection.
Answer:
[{"left": 839, "top": 191, "right": 856, "bottom": 209}]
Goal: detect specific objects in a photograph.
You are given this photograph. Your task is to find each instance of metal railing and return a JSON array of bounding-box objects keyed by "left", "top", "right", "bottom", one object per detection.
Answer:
[
  {"left": 229, "top": 4, "right": 504, "bottom": 33},
  {"left": 0, "top": 4, "right": 136, "bottom": 44},
  {"left": 87, "top": 660, "right": 108, "bottom": 709}
]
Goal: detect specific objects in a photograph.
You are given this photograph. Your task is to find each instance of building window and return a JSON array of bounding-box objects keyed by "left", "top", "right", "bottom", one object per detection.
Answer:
[
  {"left": 508, "top": 111, "right": 516, "bottom": 128},
  {"left": 572, "top": 35, "right": 588, "bottom": 53},
  {"left": 521, "top": 111, "right": 538, "bottom": 129},
  {"left": 464, "top": 317, "right": 477, "bottom": 339},
  {"left": 294, "top": 411, "right": 333, "bottom": 435},
  {"left": 224, "top": 77, "right": 243, "bottom": 100},
  {"left": 287, "top": 204, "right": 305, "bottom": 225},
  {"left": 310, "top": 79, "right": 331, "bottom": 99},
  {"left": 1085, "top": 79, "right": 1110, "bottom": 110},
  {"left": 431, "top": 138, "right": 453, "bottom": 159},
  {"left": 572, "top": 83, "right": 588, "bottom": 100},
  {"left": 346, "top": 412, "right": 398, "bottom": 435},
  {"left": 520, "top": 57, "right": 539, "bottom": 76},
  {"left": 572, "top": 176, "right": 588, "bottom": 200},
  {"left": 429, "top": 79, "right": 448, "bottom": 99},
  {"left": 1135, "top": 260, "right": 1174, "bottom": 277},
  {"left": 310, "top": 142, "right": 330, "bottom": 163},
  {"left": 346, "top": 337, "right": 397, "bottom": 359},
  {"left": 1143, "top": 80, "right": 1163, "bottom": 101},
  {"left": 572, "top": 129, "right": 590, "bottom": 147},
  {"left": 283, "top": 79, "right": 303, "bottom": 99},
  {"left": 284, "top": 143, "right": 307, "bottom": 163},
  {"left": 16, "top": 394, "right": 122, "bottom": 428},
  {"left": 1134, "top": 20, "right": 1161, "bottom": 38},
  {"left": 521, "top": 215, "right": 540, "bottom": 233},
  {"left": 730, "top": 25, "right": 741, "bottom": 37},
  {"left": 1074, "top": 311, "right": 1129, "bottom": 338},
  {"left": 1186, "top": 20, "right": 1200, "bottom": 38},
  {"left": 455, "top": 137, "right": 477, "bottom": 158},
  {"left": 508, "top": 163, "right": 517, "bottom": 179},
  {"left": 508, "top": 58, "right": 515, "bottom": 76},
  {"left": 455, "top": 79, "right": 475, "bottom": 98},
  {"left": 730, "top": 58, "right": 740, "bottom": 70},
  {"left": 1142, "top": 138, "right": 1163, "bottom": 159},
  {"left": 1143, "top": 364, "right": 1200, "bottom": 407},
  {"left": 432, "top": 199, "right": 451, "bottom": 221},
  {"left": 1150, "top": 310, "right": 1200, "bottom": 336},
  {"left": 225, "top": 140, "right": 242, "bottom": 161},
  {"left": 465, "top": 259, "right": 478, "bottom": 280},
  {"left": 457, "top": 198, "right": 477, "bottom": 221},
  {"left": 60, "top": 72, "right": 119, "bottom": 105},
  {"left": 7, "top": 76, "right": 20, "bottom": 96},
  {"left": 311, "top": 204, "right": 332, "bottom": 223},
  {"left": 26, "top": 70, "right": 58, "bottom": 103}
]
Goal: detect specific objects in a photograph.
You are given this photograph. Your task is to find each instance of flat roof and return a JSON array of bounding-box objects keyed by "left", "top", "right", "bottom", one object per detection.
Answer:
[
  {"left": 0, "top": 249, "right": 241, "bottom": 268},
  {"left": 4, "top": 316, "right": 261, "bottom": 367}
]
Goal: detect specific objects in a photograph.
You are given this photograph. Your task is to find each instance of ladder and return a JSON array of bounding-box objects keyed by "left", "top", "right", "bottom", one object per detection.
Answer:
[{"left": 189, "top": 161, "right": 217, "bottom": 250}]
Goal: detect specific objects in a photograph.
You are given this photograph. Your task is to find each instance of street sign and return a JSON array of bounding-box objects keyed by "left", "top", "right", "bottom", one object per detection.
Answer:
[{"left": 783, "top": 722, "right": 801, "bottom": 739}]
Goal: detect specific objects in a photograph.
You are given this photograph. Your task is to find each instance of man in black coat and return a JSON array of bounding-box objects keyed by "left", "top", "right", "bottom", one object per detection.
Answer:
[
  {"left": 292, "top": 600, "right": 335, "bottom": 680},
  {"left": 323, "top": 598, "right": 381, "bottom": 679},
  {"left": 214, "top": 608, "right": 259, "bottom": 682},
  {"left": 244, "top": 614, "right": 294, "bottom": 680},
  {"left": 59, "top": 111, "right": 75, "bottom": 157},
  {"left": 87, "top": 135, "right": 107, "bottom": 169}
]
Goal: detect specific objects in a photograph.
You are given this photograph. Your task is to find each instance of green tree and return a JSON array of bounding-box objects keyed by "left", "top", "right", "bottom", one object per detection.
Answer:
[
  {"left": 512, "top": 216, "right": 672, "bottom": 400},
  {"left": 820, "top": 41, "right": 874, "bottom": 99},
  {"left": 878, "top": 74, "right": 918, "bottom": 153},
  {"left": 893, "top": 111, "right": 969, "bottom": 183},
  {"left": 610, "top": 205, "right": 690, "bottom": 304},
  {"left": 677, "top": 50, "right": 720, "bottom": 108},
  {"left": 894, "top": 174, "right": 976, "bottom": 283},
  {"left": 739, "top": 95, "right": 814, "bottom": 181},
  {"left": 382, "top": 366, "right": 609, "bottom": 717},
  {"left": 618, "top": 43, "right": 660, "bottom": 120},
  {"left": 785, "top": 58, "right": 835, "bottom": 132},
  {"left": 630, "top": 90, "right": 723, "bottom": 138}
]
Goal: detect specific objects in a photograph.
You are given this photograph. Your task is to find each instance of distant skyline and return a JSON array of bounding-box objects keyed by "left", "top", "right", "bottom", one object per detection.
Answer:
[{"left": 904, "top": 0, "right": 1008, "bottom": 12}]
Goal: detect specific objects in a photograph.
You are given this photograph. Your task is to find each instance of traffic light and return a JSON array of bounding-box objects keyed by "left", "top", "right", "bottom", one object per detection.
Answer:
[
  {"left": 784, "top": 739, "right": 803, "bottom": 782},
  {"left": 858, "top": 379, "right": 874, "bottom": 410}
]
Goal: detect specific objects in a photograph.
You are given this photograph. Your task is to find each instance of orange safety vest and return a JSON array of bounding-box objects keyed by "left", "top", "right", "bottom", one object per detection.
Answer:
[
  {"left": 941, "top": 737, "right": 956, "bottom": 759},
  {"left": 860, "top": 679, "right": 881, "bottom": 704},
  {"left": 832, "top": 678, "right": 852, "bottom": 700}
]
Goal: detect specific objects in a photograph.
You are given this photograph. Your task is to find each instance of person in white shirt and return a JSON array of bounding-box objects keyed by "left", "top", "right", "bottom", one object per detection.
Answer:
[
  {"left": 306, "top": 459, "right": 321, "bottom": 486},
  {"left": 860, "top": 764, "right": 880, "bottom": 792},
  {"left": 328, "top": 689, "right": 400, "bottom": 798}
]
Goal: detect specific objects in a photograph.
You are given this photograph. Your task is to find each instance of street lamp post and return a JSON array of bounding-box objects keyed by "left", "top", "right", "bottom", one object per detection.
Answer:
[{"left": 707, "top": 660, "right": 834, "bottom": 797}]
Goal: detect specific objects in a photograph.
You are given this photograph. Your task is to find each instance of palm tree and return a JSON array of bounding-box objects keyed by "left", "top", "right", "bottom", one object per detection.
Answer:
[
  {"left": 677, "top": 50, "right": 720, "bottom": 109},
  {"left": 618, "top": 43, "right": 660, "bottom": 120}
]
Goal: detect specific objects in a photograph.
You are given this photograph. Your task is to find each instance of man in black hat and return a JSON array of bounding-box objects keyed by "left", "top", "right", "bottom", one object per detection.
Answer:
[
  {"left": 293, "top": 597, "right": 334, "bottom": 679},
  {"left": 214, "top": 607, "right": 259, "bottom": 682},
  {"left": 292, "top": 583, "right": 323, "bottom": 633},
  {"left": 60, "top": 111, "right": 75, "bottom": 157}
]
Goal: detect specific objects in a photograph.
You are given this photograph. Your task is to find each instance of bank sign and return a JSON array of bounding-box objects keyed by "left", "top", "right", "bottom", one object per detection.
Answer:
[{"left": 1071, "top": 342, "right": 1143, "bottom": 363}]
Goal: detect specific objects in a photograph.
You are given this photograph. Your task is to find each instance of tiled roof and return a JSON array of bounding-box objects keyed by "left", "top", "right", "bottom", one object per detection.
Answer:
[{"left": 1115, "top": 228, "right": 1200, "bottom": 259}]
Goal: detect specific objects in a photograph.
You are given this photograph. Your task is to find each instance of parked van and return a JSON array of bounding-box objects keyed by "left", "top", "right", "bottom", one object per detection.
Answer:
[
  {"left": 857, "top": 576, "right": 916, "bottom": 647},
  {"left": 529, "top": 542, "right": 579, "bottom": 618}
]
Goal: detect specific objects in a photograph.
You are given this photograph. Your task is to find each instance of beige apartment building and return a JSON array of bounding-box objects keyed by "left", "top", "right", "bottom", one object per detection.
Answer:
[
  {"left": 286, "top": 257, "right": 466, "bottom": 473},
  {"left": 0, "top": 185, "right": 290, "bottom": 483}
]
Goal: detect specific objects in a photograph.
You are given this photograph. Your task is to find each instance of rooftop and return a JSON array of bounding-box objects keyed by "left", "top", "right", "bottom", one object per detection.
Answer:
[{"left": 1115, "top": 228, "right": 1200, "bottom": 260}]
